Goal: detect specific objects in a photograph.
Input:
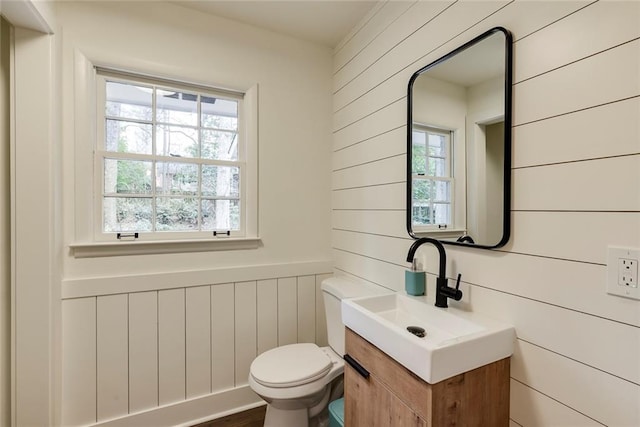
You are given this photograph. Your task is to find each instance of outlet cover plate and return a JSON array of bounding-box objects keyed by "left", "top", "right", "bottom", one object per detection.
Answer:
[{"left": 607, "top": 246, "right": 640, "bottom": 300}]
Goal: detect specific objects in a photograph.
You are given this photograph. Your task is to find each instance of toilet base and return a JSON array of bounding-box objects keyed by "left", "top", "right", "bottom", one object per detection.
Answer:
[
  {"left": 263, "top": 405, "right": 330, "bottom": 427},
  {"left": 264, "top": 405, "right": 309, "bottom": 427},
  {"left": 258, "top": 375, "right": 343, "bottom": 427}
]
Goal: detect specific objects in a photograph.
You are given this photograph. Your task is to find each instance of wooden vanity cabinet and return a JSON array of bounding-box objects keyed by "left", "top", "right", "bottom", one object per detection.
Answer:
[{"left": 344, "top": 328, "right": 510, "bottom": 426}]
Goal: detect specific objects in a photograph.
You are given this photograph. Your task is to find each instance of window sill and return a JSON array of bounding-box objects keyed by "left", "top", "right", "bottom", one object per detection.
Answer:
[
  {"left": 413, "top": 228, "right": 465, "bottom": 234},
  {"left": 69, "top": 237, "right": 261, "bottom": 258},
  {"left": 413, "top": 228, "right": 466, "bottom": 239}
]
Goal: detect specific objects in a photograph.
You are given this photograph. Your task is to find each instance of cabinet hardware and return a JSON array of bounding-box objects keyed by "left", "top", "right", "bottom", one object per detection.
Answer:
[{"left": 344, "top": 353, "right": 369, "bottom": 379}]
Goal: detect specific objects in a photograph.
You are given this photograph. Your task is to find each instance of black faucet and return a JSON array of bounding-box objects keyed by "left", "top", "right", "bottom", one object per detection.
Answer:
[
  {"left": 456, "top": 234, "right": 475, "bottom": 244},
  {"left": 406, "top": 237, "right": 463, "bottom": 308}
]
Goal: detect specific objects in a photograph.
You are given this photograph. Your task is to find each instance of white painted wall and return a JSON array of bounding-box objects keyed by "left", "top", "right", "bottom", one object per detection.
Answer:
[
  {"left": 332, "top": 1, "right": 640, "bottom": 425},
  {"left": 0, "top": 16, "right": 11, "bottom": 427},
  {"left": 0, "top": 0, "right": 55, "bottom": 33},
  {"left": 56, "top": 1, "right": 334, "bottom": 425},
  {"left": 485, "top": 121, "right": 504, "bottom": 243},
  {"left": 59, "top": 1, "right": 333, "bottom": 279},
  {"left": 412, "top": 75, "right": 466, "bottom": 131},
  {"left": 12, "top": 24, "right": 56, "bottom": 427},
  {"left": 466, "top": 75, "right": 504, "bottom": 243}
]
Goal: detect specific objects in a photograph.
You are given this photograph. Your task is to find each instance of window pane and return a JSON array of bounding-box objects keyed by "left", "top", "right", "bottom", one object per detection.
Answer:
[
  {"left": 412, "top": 131, "right": 427, "bottom": 175},
  {"left": 433, "top": 203, "right": 450, "bottom": 225},
  {"left": 202, "top": 98, "right": 238, "bottom": 131},
  {"left": 433, "top": 180, "right": 450, "bottom": 202},
  {"left": 103, "top": 197, "right": 152, "bottom": 232},
  {"left": 202, "top": 166, "right": 239, "bottom": 198},
  {"left": 155, "top": 197, "right": 198, "bottom": 231},
  {"left": 202, "top": 199, "right": 240, "bottom": 231},
  {"left": 412, "top": 130, "right": 426, "bottom": 145},
  {"left": 429, "top": 157, "right": 446, "bottom": 177},
  {"left": 412, "top": 179, "right": 431, "bottom": 201},
  {"left": 106, "top": 81, "right": 152, "bottom": 121},
  {"left": 202, "top": 130, "right": 238, "bottom": 161},
  {"left": 104, "top": 159, "right": 152, "bottom": 194},
  {"left": 156, "top": 90, "right": 197, "bottom": 126},
  {"left": 156, "top": 125, "right": 199, "bottom": 158},
  {"left": 412, "top": 205, "right": 432, "bottom": 226},
  {"left": 428, "top": 133, "right": 446, "bottom": 157},
  {"left": 156, "top": 162, "right": 198, "bottom": 196},
  {"left": 105, "top": 119, "right": 152, "bottom": 154}
]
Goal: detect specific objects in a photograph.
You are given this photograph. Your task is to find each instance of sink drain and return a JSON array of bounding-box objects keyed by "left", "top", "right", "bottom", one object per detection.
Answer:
[{"left": 406, "top": 326, "right": 426, "bottom": 338}]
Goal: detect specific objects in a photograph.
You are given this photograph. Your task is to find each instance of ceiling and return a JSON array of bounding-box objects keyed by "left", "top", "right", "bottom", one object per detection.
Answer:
[
  {"left": 423, "top": 32, "right": 506, "bottom": 87},
  {"left": 173, "top": 0, "right": 378, "bottom": 48}
]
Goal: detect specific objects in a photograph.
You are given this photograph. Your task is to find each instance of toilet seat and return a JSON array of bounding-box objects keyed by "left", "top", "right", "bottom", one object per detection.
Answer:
[
  {"left": 247, "top": 277, "right": 388, "bottom": 427},
  {"left": 251, "top": 343, "right": 332, "bottom": 388}
]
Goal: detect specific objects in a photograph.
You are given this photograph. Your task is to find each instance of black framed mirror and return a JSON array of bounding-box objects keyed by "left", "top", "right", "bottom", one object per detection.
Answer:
[{"left": 407, "top": 27, "right": 512, "bottom": 249}]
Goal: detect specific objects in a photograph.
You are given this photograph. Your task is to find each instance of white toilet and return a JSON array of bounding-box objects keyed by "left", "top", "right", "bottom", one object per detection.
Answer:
[{"left": 248, "top": 276, "right": 388, "bottom": 427}]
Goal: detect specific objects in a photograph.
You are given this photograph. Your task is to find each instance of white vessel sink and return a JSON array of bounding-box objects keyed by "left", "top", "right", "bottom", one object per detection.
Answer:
[{"left": 342, "top": 292, "right": 515, "bottom": 384}]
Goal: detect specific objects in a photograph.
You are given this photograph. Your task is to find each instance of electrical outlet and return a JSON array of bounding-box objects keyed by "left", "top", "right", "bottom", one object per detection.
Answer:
[
  {"left": 618, "top": 258, "right": 638, "bottom": 287},
  {"left": 607, "top": 247, "right": 640, "bottom": 300}
]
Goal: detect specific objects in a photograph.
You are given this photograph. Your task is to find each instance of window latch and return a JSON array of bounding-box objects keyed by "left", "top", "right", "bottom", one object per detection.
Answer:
[{"left": 117, "top": 232, "right": 139, "bottom": 241}]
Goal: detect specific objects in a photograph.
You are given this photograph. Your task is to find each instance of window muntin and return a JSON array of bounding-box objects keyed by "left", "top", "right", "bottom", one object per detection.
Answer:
[
  {"left": 411, "top": 125, "right": 453, "bottom": 230},
  {"left": 96, "top": 71, "right": 245, "bottom": 240}
]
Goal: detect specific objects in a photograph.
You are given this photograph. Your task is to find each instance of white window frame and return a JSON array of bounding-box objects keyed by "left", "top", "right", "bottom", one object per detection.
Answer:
[
  {"left": 95, "top": 69, "right": 247, "bottom": 241},
  {"left": 411, "top": 124, "right": 455, "bottom": 233},
  {"left": 69, "top": 55, "right": 259, "bottom": 257}
]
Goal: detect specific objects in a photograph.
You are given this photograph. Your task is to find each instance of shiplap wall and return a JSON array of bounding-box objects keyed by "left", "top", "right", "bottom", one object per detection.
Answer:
[
  {"left": 332, "top": 1, "right": 640, "bottom": 426},
  {"left": 61, "top": 270, "right": 331, "bottom": 426}
]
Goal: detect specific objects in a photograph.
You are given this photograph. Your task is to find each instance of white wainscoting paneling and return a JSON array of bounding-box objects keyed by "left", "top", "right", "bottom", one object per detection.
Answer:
[
  {"left": 234, "top": 281, "right": 257, "bottom": 388},
  {"left": 158, "top": 289, "right": 186, "bottom": 406},
  {"left": 62, "top": 298, "right": 97, "bottom": 426},
  {"left": 61, "top": 267, "right": 332, "bottom": 426},
  {"left": 211, "top": 283, "right": 235, "bottom": 394},
  {"left": 257, "top": 279, "right": 278, "bottom": 355},
  {"left": 186, "top": 286, "right": 212, "bottom": 399},
  {"left": 297, "top": 275, "right": 317, "bottom": 343},
  {"left": 96, "top": 294, "right": 129, "bottom": 421},
  {"left": 277, "top": 277, "right": 298, "bottom": 346},
  {"left": 128, "top": 292, "right": 158, "bottom": 413}
]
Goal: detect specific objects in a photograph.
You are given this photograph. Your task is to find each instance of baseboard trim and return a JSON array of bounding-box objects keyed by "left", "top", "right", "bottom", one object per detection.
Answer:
[
  {"left": 92, "top": 386, "right": 263, "bottom": 427},
  {"left": 179, "top": 400, "right": 267, "bottom": 427}
]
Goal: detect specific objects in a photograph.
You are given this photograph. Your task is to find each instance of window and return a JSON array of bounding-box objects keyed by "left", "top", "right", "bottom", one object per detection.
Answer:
[
  {"left": 411, "top": 125, "right": 453, "bottom": 230},
  {"left": 95, "top": 69, "right": 249, "bottom": 241}
]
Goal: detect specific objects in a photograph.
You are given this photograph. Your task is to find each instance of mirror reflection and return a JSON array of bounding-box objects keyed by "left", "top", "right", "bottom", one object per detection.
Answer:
[{"left": 407, "top": 27, "right": 512, "bottom": 248}]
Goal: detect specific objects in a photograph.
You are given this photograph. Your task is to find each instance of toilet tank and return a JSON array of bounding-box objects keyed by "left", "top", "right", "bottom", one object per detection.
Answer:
[{"left": 321, "top": 277, "right": 389, "bottom": 356}]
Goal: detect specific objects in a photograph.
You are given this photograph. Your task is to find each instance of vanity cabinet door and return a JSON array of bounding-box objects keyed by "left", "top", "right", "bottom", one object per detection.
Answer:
[
  {"left": 344, "top": 361, "right": 426, "bottom": 427},
  {"left": 344, "top": 328, "right": 433, "bottom": 421},
  {"left": 344, "top": 327, "right": 510, "bottom": 426}
]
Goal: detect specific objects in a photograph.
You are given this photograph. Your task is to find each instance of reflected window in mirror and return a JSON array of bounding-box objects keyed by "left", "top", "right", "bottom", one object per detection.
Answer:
[{"left": 411, "top": 125, "right": 454, "bottom": 231}]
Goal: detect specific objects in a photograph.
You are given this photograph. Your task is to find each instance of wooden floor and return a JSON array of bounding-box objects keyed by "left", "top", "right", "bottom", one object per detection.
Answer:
[{"left": 192, "top": 406, "right": 266, "bottom": 427}]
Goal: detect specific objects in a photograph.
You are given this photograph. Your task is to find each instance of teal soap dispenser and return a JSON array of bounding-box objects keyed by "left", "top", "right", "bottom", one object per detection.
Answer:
[{"left": 405, "top": 258, "right": 425, "bottom": 296}]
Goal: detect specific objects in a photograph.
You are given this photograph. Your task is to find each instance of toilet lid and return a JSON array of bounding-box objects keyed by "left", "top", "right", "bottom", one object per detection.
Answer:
[{"left": 250, "top": 343, "right": 332, "bottom": 388}]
